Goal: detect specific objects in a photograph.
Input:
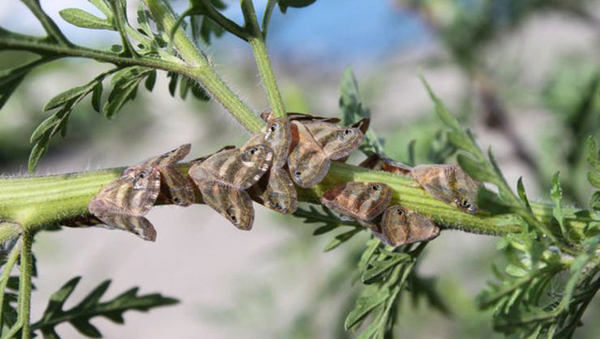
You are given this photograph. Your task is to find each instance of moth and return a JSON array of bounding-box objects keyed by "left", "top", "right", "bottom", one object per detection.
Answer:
[
  {"left": 288, "top": 119, "right": 365, "bottom": 188},
  {"left": 88, "top": 166, "right": 160, "bottom": 241},
  {"left": 188, "top": 138, "right": 274, "bottom": 230},
  {"left": 375, "top": 205, "right": 440, "bottom": 247},
  {"left": 139, "top": 143, "right": 195, "bottom": 206},
  {"left": 87, "top": 144, "right": 195, "bottom": 241},
  {"left": 359, "top": 154, "right": 482, "bottom": 214},
  {"left": 254, "top": 114, "right": 293, "bottom": 169},
  {"left": 249, "top": 167, "right": 297, "bottom": 214},
  {"left": 322, "top": 182, "right": 392, "bottom": 221},
  {"left": 359, "top": 154, "right": 412, "bottom": 176},
  {"left": 411, "top": 164, "right": 482, "bottom": 214},
  {"left": 249, "top": 114, "right": 298, "bottom": 214}
]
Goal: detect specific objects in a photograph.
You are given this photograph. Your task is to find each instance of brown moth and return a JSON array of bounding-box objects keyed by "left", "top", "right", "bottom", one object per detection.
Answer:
[
  {"left": 250, "top": 167, "right": 297, "bottom": 214},
  {"left": 411, "top": 164, "right": 482, "bottom": 214},
  {"left": 88, "top": 166, "right": 161, "bottom": 241},
  {"left": 359, "top": 154, "right": 412, "bottom": 176},
  {"left": 322, "top": 182, "right": 392, "bottom": 221},
  {"left": 188, "top": 141, "right": 274, "bottom": 190},
  {"left": 287, "top": 119, "right": 365, "bottom": 188},
  {"left": 301, "top": 119, "right": 365, "bottom": 160},
  {"left": 288, "top": 120, "right": 332, "bottom": 188},
  {"left": 377, "top": 205, "right": 440, "bottom": 247},
  {"left": 199, "top": 183, "right": 254, "bottom": 230},
  {"left": 251, "top": 115, "right": 292, "bottom": 169},
  {"left": 188, "top": 137, "right": 274, "bottom": 230},
  {"left": 246, "top": 114, "right": 297, "bottom": 213},
  {"left": 138, "top": 144, "right": 195, "bottom": 206}
]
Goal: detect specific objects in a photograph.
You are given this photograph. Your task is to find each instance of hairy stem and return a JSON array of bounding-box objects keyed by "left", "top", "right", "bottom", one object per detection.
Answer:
[
  {"left": 1, "top": 232, "right": 32, "bottom": 339},
  {"left": 143, "top": 0, "right": 265, "bottom": 133},
  {"left": 0, "top": 163, "right": 596, "bottom": 244},
  {"left": 243, "top": 1, "right": 287, "bottom": 120},
  {"left": 18, "top": 232, "right": 32, "bottom": 339},
  {"left": 0, "top": 238, "right": 23, "bottom": 334}
]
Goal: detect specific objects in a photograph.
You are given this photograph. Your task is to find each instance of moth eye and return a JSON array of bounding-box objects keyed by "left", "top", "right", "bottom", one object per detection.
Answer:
[
  {"left": 226, "top": 208, "right": 238, "bottom": 223},
  {"left": 460, "top": 199, "right": 471, "bottom": 209}
]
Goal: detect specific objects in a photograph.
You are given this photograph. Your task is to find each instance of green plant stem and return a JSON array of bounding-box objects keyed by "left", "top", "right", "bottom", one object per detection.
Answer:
[
  {"left": 241, "top": 0, "right": 287, "bottom": 119},
  {"left": 143, "top": 0, "right": 265, "bottom": 133},
  {"left": 18, "top": 232, "right": 32, "bottom": 339},
  {"left": 1, "top": 232, "right": 33, "bottom": 339},
  {"left": 0, "top": 163, "right": 596, "bottom": 244},
  {"left": 0, "top": 238, "right": 23, "bottom": 333},
  {"left": 1, "top": 1, "right": 265, "bottom": 134}
]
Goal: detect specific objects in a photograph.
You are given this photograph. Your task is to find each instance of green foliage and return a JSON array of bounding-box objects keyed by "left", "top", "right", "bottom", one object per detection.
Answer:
[
  {"left": 32, "top": 276, "right": 178, "bottom": 339},
  {"left": 293, "top": 206, "right": 362, "bottom": 252},
  {"left": 339, "top": 68, "right": 384, "bottom": 156},
  {"left": 59, "top": 8, "right": 114, "bottom": 30},
  {"left": 588, "top": 138, "right": 600, "bottom": 213},
  {"left": 1, "top": 0, "right": 213, "bottom": 172}
]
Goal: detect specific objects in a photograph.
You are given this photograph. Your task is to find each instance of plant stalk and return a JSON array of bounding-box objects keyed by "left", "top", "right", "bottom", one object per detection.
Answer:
[
  {"left": 241, "top": 0, "right": 287, "bottom": 119},
  {"left": 0, "top": 163, "right": 596, "bottom": 244},
  {"left": 143, "top": 0, "right": 265, "bottom": 133},
  {"left": 0, "top": 238, "right": 23, "bottom": 334}
]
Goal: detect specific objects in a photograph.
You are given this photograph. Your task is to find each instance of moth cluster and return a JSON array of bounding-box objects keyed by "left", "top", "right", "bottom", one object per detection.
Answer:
[
  {"left": 323, "top": 154, "right": 483, "bottom": 246},
  {"left": 86, "top": 113, "right": 482, "bottom": 246},
  {"left": 86, "top": 113, "right": 367, "bottom": 240}
]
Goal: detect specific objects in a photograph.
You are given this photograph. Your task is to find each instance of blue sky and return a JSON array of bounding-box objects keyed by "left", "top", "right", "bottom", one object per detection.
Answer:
[{"left": 0, "top": 0, "right": 431, "bottom": 65}]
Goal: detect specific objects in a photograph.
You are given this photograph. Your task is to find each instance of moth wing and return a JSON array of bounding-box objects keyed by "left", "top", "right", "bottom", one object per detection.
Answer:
[
  {"left": 190, "top": 145, "right": 272, "bottom": 190},
  {"left": 198, "top": 182, "right": 254, "bottom": 230},
  {"left": 302, "top": 120, "right": 364, "bottom": 160},
  {"left": 160, "top": 167, "right": 195, "bottom": 206},
  {"left": 359, "top": 154, "right": 412, "bottom": 176},
  {"left": 288, "top": 121, "right": 330, "bottom": 188},
  {"left": 412, "top": 165, "right": 455, "bottom": 204},
  {"left": 381, "top": 206, "right": 439, "bottom": 246},
  {"left": 252, "top": 168, "right": 297, "bottom": 214},
  {"left": 142, "top": 144, "right": 191, "bottom": 167},
  {"left": 88, "top": 166, "right": 160, "bottom": 217},
  {"left": 189, "top": 145, "right": 236, "bottom": 163},
  {"left": 405, "top": 212, "right": 440, "bottom": 244},
  {"left": 231, "top": 141, "right": 273, "bottom": 189},
  {"left": 351, "top": 118, "right": 370, "bottom": 135},
  {"left": 322, "top": 182, "right": 391, "bottom": 221},
  {"left": 288, "top": 112, "right": 341, "bottom": 123},
  {"left": 94, "top": 214, "right": 157, "bottom": 242},
  {"left": 264, "top": 117, "right": 292, "bottom": 169}
]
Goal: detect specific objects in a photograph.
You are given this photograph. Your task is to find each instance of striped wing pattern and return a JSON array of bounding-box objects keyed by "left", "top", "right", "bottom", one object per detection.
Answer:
[
  {"left": 322, "top": 182, "right": 392, "bottom": 221},
  {"left": 379, "top": 205, "right": 439, "bottom": 247},
  {"left": 88, "top": 166, "right": 160, "bottom": 241}
]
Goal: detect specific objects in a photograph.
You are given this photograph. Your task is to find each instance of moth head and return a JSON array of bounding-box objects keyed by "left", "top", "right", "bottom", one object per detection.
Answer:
[
  {"left": 455, "top": 196, "right": 478, "bottom": 214},
  {"left": 381, "top": 205, "right": 409, "bottom": 246},
  {"left": 266, "top": 193, "right": 287, "bottom": 212},
  {"left": 336, "top": 127, "right": 360, "bottom": 141},
  {"left": 124, "top": 167, "right": 156, "bottom": 190},
  {"left": 241, "top": 144, "right": 272, "bottom": 165},
  {"left": 225, "top": 206, "right": 244, "bottom": 226}
]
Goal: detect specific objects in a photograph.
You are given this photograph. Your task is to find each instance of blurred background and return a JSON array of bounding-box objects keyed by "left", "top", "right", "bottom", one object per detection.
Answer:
[{"left": 1, "top": 0, "right": 599, "bottom": 338}]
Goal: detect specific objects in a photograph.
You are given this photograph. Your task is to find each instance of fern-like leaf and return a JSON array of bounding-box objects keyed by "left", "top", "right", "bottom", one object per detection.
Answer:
[{"left": 32, "top": 277, "right": 178, "bottom": 339}]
